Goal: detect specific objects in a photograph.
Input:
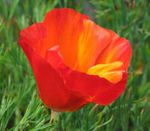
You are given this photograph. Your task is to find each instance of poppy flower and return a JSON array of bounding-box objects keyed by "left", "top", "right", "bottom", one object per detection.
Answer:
[{"left": 19, "top": 8, "right": 132, "bottom": 112}]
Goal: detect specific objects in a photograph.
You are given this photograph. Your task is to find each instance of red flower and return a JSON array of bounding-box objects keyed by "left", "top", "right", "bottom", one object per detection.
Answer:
[{"left": 19, "top": 8, "right": 132, "bottom": 112}]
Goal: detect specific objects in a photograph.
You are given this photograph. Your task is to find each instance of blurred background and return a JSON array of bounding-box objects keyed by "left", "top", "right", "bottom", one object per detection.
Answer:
[{"left": 0, "top": 0, "right": 150, "bottom": 130}]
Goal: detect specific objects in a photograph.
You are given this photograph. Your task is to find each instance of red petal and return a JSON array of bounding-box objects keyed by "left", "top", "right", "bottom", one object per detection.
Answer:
[
  {"left": 64, "top": 71, "right": 127, "bottom": 105},
  {"left": 19, "top": 23, "right": 49, "bottom": 57},
  {"left": 45, "top": 48, "right": 127, "bottom": 106},
  {"left": 19, "top": 23, "right": 87, "bottom": 112}
]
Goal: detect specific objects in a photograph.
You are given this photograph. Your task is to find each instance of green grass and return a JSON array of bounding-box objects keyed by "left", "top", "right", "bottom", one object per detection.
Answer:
[{"left": 0, "top": 0, "right": 150, "bottom": 130}]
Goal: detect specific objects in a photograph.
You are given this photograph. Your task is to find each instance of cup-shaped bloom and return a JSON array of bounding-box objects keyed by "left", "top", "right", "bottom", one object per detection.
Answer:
[{"left": 19, "top": 8, "right": 132, "bottom": 112}]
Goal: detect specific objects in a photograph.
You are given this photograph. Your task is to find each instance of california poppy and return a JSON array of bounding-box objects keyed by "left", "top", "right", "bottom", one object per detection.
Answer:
[{"left": 19, "top": 8, "right": 132, "bottom": 112}]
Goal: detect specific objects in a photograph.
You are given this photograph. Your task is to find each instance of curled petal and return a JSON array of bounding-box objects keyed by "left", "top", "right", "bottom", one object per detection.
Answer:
[
  {"left": 87, "top": 61, "right": 123, "bottom": 83},
  {"left": 64, "top": 71, "right": 127, "bottom": 105},
  {"left": 19, "top": 24, "right": 88, "bottom": 111},
  {"left": 45, "top": 48, "right": 127, "bottom": 106}
]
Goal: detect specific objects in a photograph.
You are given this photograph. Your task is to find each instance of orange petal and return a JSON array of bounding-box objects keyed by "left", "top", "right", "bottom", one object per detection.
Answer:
[
  {"left": 76, "top": 20, "right": 114, "bottom": 72},
  {"left": 44, "top": 8, "right": 88, "bottom": 69},
  {"left": 95, "top": 31, "right": 132, "bottom": 70},
  {"left": 87, "top": 61, "right": 123, "bottom": 83},
  {"left": 75, "top": 20, "right": 132, "bottom": 72}
]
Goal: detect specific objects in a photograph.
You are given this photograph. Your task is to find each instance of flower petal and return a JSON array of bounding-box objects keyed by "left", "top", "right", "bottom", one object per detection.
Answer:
[
  {"left": 64, "top": 70, "right": 127, "bottom": 105},
  {"left": 87, "top": 61, "right": 123, "bottom": 83},
  {"left": 19, "top": 23, "right": 87, "bottom": 112},
  {"left": 45, "top": 47, "right": 127, "bottom": 106},
  {"left": 44, "top": 8, "right": 88, "bottom": 69},
  {"left": 19, "top": 23, "right": 49, "bottom": 57},
  {"left": 95, "top": 30, "right": 132, "bottom": 70},
  {"left": 76, "top": 20, "right": 113, "bottom": 72},
  {"left": 75, "top": 20, "right": 132, "bottom": 72}
]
